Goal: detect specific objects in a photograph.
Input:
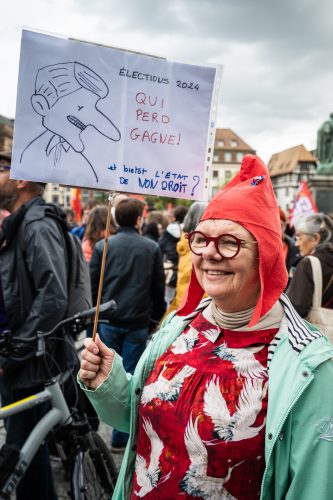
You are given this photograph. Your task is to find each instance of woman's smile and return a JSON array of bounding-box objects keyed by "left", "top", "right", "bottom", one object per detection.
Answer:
[{"left": 203, "top": 268, "right": 233, "bottom": 279}]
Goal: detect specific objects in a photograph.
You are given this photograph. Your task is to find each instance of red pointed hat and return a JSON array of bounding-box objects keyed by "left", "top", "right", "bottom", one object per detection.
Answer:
[{"left": 177, "top": 154, "right": 288, "bottom": 327}]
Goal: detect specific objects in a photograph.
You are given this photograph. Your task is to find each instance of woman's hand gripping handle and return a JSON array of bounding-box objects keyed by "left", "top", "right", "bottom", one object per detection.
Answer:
[{"left": 79, "top": 334, "right": 114, "bottom": 390}]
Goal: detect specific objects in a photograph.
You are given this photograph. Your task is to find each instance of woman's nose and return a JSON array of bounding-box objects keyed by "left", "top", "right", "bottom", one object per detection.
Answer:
[{"left": 202, "top": 241, "right": 223, "bottom": 260}]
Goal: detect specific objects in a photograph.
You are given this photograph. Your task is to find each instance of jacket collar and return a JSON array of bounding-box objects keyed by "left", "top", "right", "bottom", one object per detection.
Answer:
[
  {"left": 116, "top": 226, "right": 139, "bottom": 234},
  {"left": 178, "top": 293, "right": 323, "bottom": 357},
  {"left": 279, "top": 293, "right": 323, "bottom": 352},
  {"left": 1, "top": 198, "right": 38, "bottom": 247}
]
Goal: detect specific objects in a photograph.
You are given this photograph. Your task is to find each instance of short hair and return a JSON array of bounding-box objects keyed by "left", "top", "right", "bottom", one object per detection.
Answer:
[
  {"left": 147, "top": 210, "right": 170, "bottom": 229},
  {"left": 173, "top": 205, "right": 188, "bottom": 223},
  {"left": 296, "top": 213, "right": 333, "bottom": 250},
  {"left": 183, "top": 202, "right": 208, "bottom": 233},
  {"left": 27, "top": 181, "right": 46, "bottom": 196},
  {"left": 115, "top": 199, "right": 145, "bottom": 228},
  {"left": 0, "top": 151, "right": 11, "bottom": 163},
  {"left": 34, "top": 62, "right": 108, "bottom": 108}
]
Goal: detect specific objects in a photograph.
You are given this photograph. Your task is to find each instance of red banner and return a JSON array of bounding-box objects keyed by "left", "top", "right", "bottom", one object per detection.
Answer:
[
  {"left": 289, "top": 181, "right": 318, "bottom": 227},
  {"left": 70, "top": 188, "right": 82, "bottom": 223}
]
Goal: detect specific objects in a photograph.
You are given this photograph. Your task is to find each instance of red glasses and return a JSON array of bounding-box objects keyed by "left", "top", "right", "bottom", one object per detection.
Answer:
[{"left": 187, "top": 231, "right": 256, "bottom": 259}]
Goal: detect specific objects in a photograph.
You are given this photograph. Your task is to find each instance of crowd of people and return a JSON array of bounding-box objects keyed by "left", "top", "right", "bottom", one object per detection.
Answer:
[{"left": 1, "top": 148, "right": 333, "bottom": 499}]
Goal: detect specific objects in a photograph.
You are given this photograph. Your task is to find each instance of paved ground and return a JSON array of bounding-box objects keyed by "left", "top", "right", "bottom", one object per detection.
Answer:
[{"left": 0, "top": 420, "right": 124, "bottom": 499}]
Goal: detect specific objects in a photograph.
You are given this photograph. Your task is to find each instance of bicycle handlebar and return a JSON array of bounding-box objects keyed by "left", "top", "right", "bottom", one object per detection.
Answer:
[
  {"left": 0, "top": 300, "right": 117, "bottom": 357},
  {"left": 40, "top": 299, "right": 117, "bottom": 337}
]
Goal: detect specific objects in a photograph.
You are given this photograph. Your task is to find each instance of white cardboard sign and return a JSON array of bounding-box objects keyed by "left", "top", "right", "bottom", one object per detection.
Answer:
[{"left": 11, "top": 29, "right": 221, "bottom": 200}]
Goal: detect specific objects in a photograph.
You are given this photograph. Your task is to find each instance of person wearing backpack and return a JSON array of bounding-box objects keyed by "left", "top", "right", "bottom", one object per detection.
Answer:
[{"left": 0, "top": 150, "right": 82, "bottom": 500}]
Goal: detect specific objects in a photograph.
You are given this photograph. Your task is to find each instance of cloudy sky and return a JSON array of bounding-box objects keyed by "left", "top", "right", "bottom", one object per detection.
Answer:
[{"left": 1, "top": 0, "right": 333, "bottom": 163}]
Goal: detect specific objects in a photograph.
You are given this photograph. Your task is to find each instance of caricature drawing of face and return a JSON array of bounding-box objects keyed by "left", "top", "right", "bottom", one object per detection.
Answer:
[{"left": 32, "top": 87, "right": 120, "bottom": 153}]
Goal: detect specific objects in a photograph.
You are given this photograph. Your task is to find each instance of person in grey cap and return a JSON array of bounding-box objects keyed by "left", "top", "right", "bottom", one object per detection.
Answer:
[{"left": 20, "top": 62, "right": 121, "bottom": 183}]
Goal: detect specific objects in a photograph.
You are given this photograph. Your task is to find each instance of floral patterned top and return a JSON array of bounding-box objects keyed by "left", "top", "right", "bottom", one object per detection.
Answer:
[{"left": 130, "top": 312, "right": 278, "bottom": 499}]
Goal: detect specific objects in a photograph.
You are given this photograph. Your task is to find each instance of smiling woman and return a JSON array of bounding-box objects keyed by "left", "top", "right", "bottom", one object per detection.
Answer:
[{"left": 78, "top": 155, "right": 333, "bottom": 500}]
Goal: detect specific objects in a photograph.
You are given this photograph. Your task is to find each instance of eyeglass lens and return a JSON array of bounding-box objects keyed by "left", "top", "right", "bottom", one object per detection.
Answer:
[{"left": 189, "top": 233, "right": 240, "bottom": 258}]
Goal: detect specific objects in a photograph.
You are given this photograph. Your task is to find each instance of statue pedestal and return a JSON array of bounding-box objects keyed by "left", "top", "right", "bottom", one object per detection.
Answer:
[
  {"left": 317, "top": 162, "right": 333, "bottom": 175},
  {"left": 308, "top": 173, "right": 333, "bottom": 215}
]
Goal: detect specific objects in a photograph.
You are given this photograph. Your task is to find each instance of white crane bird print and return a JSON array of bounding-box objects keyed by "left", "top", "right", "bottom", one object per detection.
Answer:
[
  {"left": 204, "top": 376, "right": 267, "bottom": 441},
  {"left": 212, "top": 343, "right": 267, "bottom": 379},
  {"left": 171, "top": 326, "right": 200, "bottom": 354},
  {"left": 134, "top": 418, "right": 171, "bottom": 497},
  {"left": 141, "top": 364, "right": 196, "bottom": 405},
  {"left": 181, "top": 415, "right": 242, "bottom": 499}
]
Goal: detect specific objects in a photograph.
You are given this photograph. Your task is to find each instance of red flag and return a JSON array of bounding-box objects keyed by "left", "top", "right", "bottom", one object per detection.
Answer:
[
  {"left": 70, "top": 188, "right": 82, "bottom": 223},
  {"left": 289, "top": 181, "right": 318, "bottom": 227}
]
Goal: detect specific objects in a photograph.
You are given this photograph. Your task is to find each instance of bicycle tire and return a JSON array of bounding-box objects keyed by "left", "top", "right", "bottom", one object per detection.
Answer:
[{"left": 71, "top": 431, "right": 118, "bottom": 500}]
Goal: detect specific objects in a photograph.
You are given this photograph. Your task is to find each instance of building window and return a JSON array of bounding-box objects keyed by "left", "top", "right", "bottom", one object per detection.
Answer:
[
  {"left": 213, "top": 170, "right": 219, "bottom": 178},
  {"left": 300, "top": 162, "right": 310, "bottom": 172},
  {"left": 225, "top": 170, "right": 232, "bottom": 181},
  {"left": 224, "top": 152, "right": 232, "bottom": 162},
  {"left": 236, "top": 152, "right": 243, "bottom": 162},
  {"left": 217, "top": 140, "right": 224, "bottom": 147},
  {"left": 231, "top": 140, "right": 237, "bottom": 148},
  {"left": 213, "top": 153, "right": 219, "bottom": 161}
]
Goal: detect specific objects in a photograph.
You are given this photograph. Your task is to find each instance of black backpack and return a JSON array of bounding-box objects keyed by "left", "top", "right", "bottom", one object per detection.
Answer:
[
  {"left": 63, "top": 229, "right": 92, "bottom": 316},
  {"left": 45, "top": 210, "right": 92, "bottom": 317},
  {"left": 20, "top": 207, "right": 92, "bottom": 318}
]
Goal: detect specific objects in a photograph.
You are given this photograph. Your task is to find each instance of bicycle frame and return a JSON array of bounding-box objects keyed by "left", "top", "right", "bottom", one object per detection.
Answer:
[
  {"left": 0, "top": 378, "right": 72, "bottom": 498},
  {"left": 0, "top": 300, "right": 117, "bottom": 499}
]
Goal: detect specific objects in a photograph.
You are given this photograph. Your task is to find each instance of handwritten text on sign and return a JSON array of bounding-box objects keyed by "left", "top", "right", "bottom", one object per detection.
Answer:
[{"left": 11, "top": 29, "right": 219, "bottom": 200}]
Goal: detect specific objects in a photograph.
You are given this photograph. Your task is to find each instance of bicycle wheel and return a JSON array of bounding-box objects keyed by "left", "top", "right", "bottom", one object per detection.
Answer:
[{"left": 71, "top": 431, "right": 118, "bottom": 500}]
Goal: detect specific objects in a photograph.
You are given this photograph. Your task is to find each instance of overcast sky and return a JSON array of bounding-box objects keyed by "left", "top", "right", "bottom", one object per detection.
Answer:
[{"left": 1, "top": 0, "right": 333, "bottom": 163}]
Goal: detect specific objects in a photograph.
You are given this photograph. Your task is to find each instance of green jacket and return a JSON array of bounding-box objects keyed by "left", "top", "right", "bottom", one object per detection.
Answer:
[{"left": 79, "top": 295, "right": 333, "bottom": 499}]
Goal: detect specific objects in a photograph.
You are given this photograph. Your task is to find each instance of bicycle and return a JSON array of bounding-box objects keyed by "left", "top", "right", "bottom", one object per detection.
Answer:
[{"left": 0, "top": 301, "right": 118, "bottom": 500}]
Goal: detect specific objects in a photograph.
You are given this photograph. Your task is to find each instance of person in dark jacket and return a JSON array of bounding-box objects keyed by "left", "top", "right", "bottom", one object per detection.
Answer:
[
  {"left": 286, "top": 213, "right": 333, "bottom": 317},
  {"left": 0, "top": 152, "right": 70, "bottom": 499},
  {"left": 90, "top": 197, "right": 166, "bottom": 450}
]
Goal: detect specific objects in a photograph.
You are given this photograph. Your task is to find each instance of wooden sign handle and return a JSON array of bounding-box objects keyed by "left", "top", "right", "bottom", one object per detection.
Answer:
[{"left": 92, "top": 193, "right": 113, "bottom": 342}]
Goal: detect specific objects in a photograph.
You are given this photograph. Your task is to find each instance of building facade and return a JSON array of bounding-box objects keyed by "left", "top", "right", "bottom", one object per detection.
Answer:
[
  {"left": 268, "top": 144, "right": 317, "bottom": 212},
  {"left": 210, "top": 128, "right": 256, "bottom": 197}
]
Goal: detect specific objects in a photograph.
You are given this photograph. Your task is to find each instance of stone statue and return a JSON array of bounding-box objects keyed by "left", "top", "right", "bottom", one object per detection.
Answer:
[{"left": 317, "top": 113, "right": 333, "bottom": 174}]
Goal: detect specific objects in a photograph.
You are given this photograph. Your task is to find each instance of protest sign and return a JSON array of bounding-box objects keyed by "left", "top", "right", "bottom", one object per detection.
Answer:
[{"left": 11, "top": 29, "right": 221, "bottom": 200}]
